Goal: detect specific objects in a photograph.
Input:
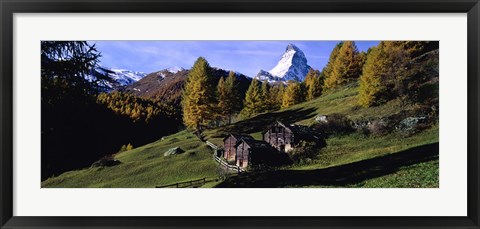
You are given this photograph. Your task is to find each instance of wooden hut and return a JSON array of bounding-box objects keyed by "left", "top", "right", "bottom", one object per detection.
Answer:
[
  {"left": 234, "top": 138, "right": 277, "bottom": 169},
  {"left": 262, "top": 121, "right": 324, "bottom": 152},
  {"left": 222, "top": 134, "right": 253, "bottom": 163}
]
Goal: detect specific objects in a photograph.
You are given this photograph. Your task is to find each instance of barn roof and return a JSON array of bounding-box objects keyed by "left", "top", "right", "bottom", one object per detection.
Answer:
[
  {"left": 261, "top": 121, "right": 287, "bottom": 134},
  {"left": 235, "top": 138, "right": 273, "bottom": 150},
  {"left": 288, "top": 124, "right": 315, "bottom": 135},
  {"left": 222, "top": 133, "right": 254, "bottom": 142},
  {"left": 263, "top": 121, "right": 322, "bottom": 139}
]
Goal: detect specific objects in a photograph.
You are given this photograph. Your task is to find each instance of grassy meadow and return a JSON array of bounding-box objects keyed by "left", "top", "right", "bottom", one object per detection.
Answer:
[{"left": 42, "top": 82, "right": 439, "bottom": 188}]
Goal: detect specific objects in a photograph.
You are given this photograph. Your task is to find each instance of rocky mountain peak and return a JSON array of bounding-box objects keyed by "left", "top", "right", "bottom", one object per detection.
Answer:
[{"left": 255, "top": 44, "right": 311, "bottom": 82}]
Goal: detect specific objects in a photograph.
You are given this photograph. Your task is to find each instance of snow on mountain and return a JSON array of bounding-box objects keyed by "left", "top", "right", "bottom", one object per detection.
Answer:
[
  {"left": 123, "top": 67, "right": 252, "bottom": 106},
  {"left": 108, "top": 68, "right": 146, "bottom": 83},
  {"left": 255, "top": 44, "right": 311, "bottom": 82},
  {"left": 88, "top": 66, "right": 147, "bottom": 91},
  {"left": 166, "top": 66, "right": 185, "bottom": 73}
]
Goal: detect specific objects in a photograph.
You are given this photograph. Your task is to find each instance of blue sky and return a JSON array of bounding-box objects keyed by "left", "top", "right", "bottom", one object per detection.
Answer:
[{"left": 90, "top": 41, "right": 379, "bottom": 77}]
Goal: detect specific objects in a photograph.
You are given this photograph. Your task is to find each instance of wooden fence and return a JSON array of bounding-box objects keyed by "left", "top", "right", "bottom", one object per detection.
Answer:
[
  {"left": 214, "top": 155, "right": 245, "bottom": 173},
  {"left": 156, "top": 140, "right": 245, "bottom": 188},
  {"left": 156, "top": 177, "right": 207, "bottom": 188},
  {"left": 205, "top": 140, "right": 245, "bottom": 173},
  {"left": 205, "top": 141, "right": 221, "bottom": 156},
  {"left": 206, "top": 141, "right": 219, "bottom": 150}
]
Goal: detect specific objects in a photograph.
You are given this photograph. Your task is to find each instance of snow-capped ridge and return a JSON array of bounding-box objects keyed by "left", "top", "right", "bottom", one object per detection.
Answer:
[
  {"left": 167, "top": 66, "right": 185, "bottom": 73},
  {"left": 88, "top": 66, "right": 147, "bottom": 91}
]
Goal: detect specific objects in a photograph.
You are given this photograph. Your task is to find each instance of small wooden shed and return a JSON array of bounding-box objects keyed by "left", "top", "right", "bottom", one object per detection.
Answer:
[
  {"left": 263, "top": 121, "right": 323, "bottom": 152},
  {"left": 235, "top": 138, "right": 277, "bottom": 169},
  {"left": 222, "top": 134, "right": 254, "bottom": 163}
]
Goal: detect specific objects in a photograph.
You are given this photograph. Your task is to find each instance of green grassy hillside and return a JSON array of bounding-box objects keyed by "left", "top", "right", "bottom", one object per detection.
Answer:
[
  {"left": 42, "top": 131, "right": 217, "bottom": 188},
  {"left": 42, "top": 82, "right": 438, "bottom": 188}
]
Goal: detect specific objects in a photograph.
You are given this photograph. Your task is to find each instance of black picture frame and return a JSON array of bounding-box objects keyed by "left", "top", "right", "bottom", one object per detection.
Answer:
[{"left": 1, "top": 0, "right": 479, "bottom": 228}]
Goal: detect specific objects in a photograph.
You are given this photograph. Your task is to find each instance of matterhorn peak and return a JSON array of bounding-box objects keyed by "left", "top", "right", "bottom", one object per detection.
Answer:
[
  {"left": 255, "top": 43, "right": 311, "bottom": 82},
  {"left": 286, "top": 43, "right": 300, "bottom": 51}
]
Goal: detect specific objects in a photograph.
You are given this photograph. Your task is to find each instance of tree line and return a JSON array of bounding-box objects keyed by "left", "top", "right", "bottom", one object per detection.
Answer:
[
  {"left": 182, "top": 41, "right": 438, "bottom": 135},
  {"left": 97, "top": 91, "right": 180, "bottom": 123},
  {"left": 359, "top": 41, "right": 439, "bottom": 107},
  {"left": 181, "top": 57, "right": 327, "bottom": 134},
  {"left": 320, "top": 41, "right": 438, "bottom": 107}
]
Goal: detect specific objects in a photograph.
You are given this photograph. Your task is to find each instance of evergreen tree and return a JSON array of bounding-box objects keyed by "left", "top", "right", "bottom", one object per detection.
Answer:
[
  {"left": 357, "top": 51, "right": 368, "bottom": 74},
  {"left": 322, "top": 42, "right": 343, "bottom": 88},
  {"left": 118, "top": 144, "right": 127, "bottom": 153},
  {"left": 41, "top": 41, "right": 107, "bottom": 95},
  {"left": 269, "top": 84, "right": 285, "bottom": 110},
  {"left": 216, "top": 76, "right": 228, "bottom": 122},
  {"left": 400, "top": 41, "right": 439, "bottom": 103},
  {"left": 324, "top": 41, "right": 363, "bottom": 89},
  {"left": 304, "top": 69, "right": 323, "bottom": 101},
  {"left": 182, "top": 57, "right": 216, "bottom": 134},
  {"left": 358, "top": 46, "right": 386, "bottom": 107},
  {"left": 118, "top": 143, "right": 134, "bottom": 152},
  {"left": 260, "top": 80, "right": 272, "bottom": 111},
  {"left": 224, "top": 71, "right": 242, "bottom": 123},
  {"left": 277, "top": 84, "right": 286, "bottom": 107},
  {"left": 359, "top": 42, "right": 408, "bottom": 107},
  {"left": 282, "top": 82, "right": 304, "bottom": 109},
  {"left": 401, "top": 41, "right": 439, "bottom": 58},
  {"left": 240, "top": 79, "right": 263, "bottom": 118},
  {"left": 96, "top": 91, "right": 180, "bottom": 123}
]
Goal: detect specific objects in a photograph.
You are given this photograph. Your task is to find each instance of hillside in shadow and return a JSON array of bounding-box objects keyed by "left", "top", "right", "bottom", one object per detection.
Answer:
[
  {"left": 211, "top": 107, "right": 317, "bottom": 137},
  {"left": 215, "top": 142, "right": 439, "bottom": 188}
]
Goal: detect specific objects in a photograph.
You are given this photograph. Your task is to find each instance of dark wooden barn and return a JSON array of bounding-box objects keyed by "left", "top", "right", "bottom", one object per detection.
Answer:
[
  {"left": 222, "top": 134, "right": 254, "bottom": 163},
  {"left": 262, "top": 121, "right": 324, "bottom": 152},
  {"left": 234, "top": 138, "right": 278, "bottom": 169}
]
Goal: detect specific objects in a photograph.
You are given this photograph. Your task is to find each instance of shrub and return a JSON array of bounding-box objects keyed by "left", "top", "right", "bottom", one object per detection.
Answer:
[
  {"left": 248, "top": 164, "right": 275, "bottom": 172},
  {"left": 118, "top": 145, "right": 127, "bottom": 152},
  {"left": 289, "top": 141, "right": 320, "bottom": 164},
  {"left": 367, "top": 119, "right": 389, "bottom": 136},
  {"left": 357, "top": 127, "right": 370, "bottom": 136},
  {"left": 312, "top": 114, "right": 354, "bottom": 136},
  {"left": 118, "top": 143, "right": 133, "bottom": 153},
  {"left": 91, "top": 155, "right": 121, "bottom": 167}
]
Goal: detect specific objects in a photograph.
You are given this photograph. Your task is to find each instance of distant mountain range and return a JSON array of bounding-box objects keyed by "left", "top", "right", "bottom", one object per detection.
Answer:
[
  {"left": 88, "top": 44, "right": 311, "bottom": 91},
  {"left": 88, "top": 66, "right": 148, "bottom": 91},
  {"left": 120, "top": 67, "right": 252, "bottom": 106},
  {"left": 92, "top": 44, "right": 311, "bottom": 101}
]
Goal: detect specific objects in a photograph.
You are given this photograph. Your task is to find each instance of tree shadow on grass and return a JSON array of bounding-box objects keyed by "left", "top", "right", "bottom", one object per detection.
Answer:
[
  {"left": 210, "top": 107, "right": 318, "bottom": 138},
  {"left": 215, "top": 142, "right": 439, "bottom": 188}
]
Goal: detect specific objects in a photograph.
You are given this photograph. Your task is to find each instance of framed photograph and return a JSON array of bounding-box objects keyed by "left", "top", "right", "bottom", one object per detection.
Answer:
[{"left": 1, "top": 0, "right": 479, "bottom": 228}]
